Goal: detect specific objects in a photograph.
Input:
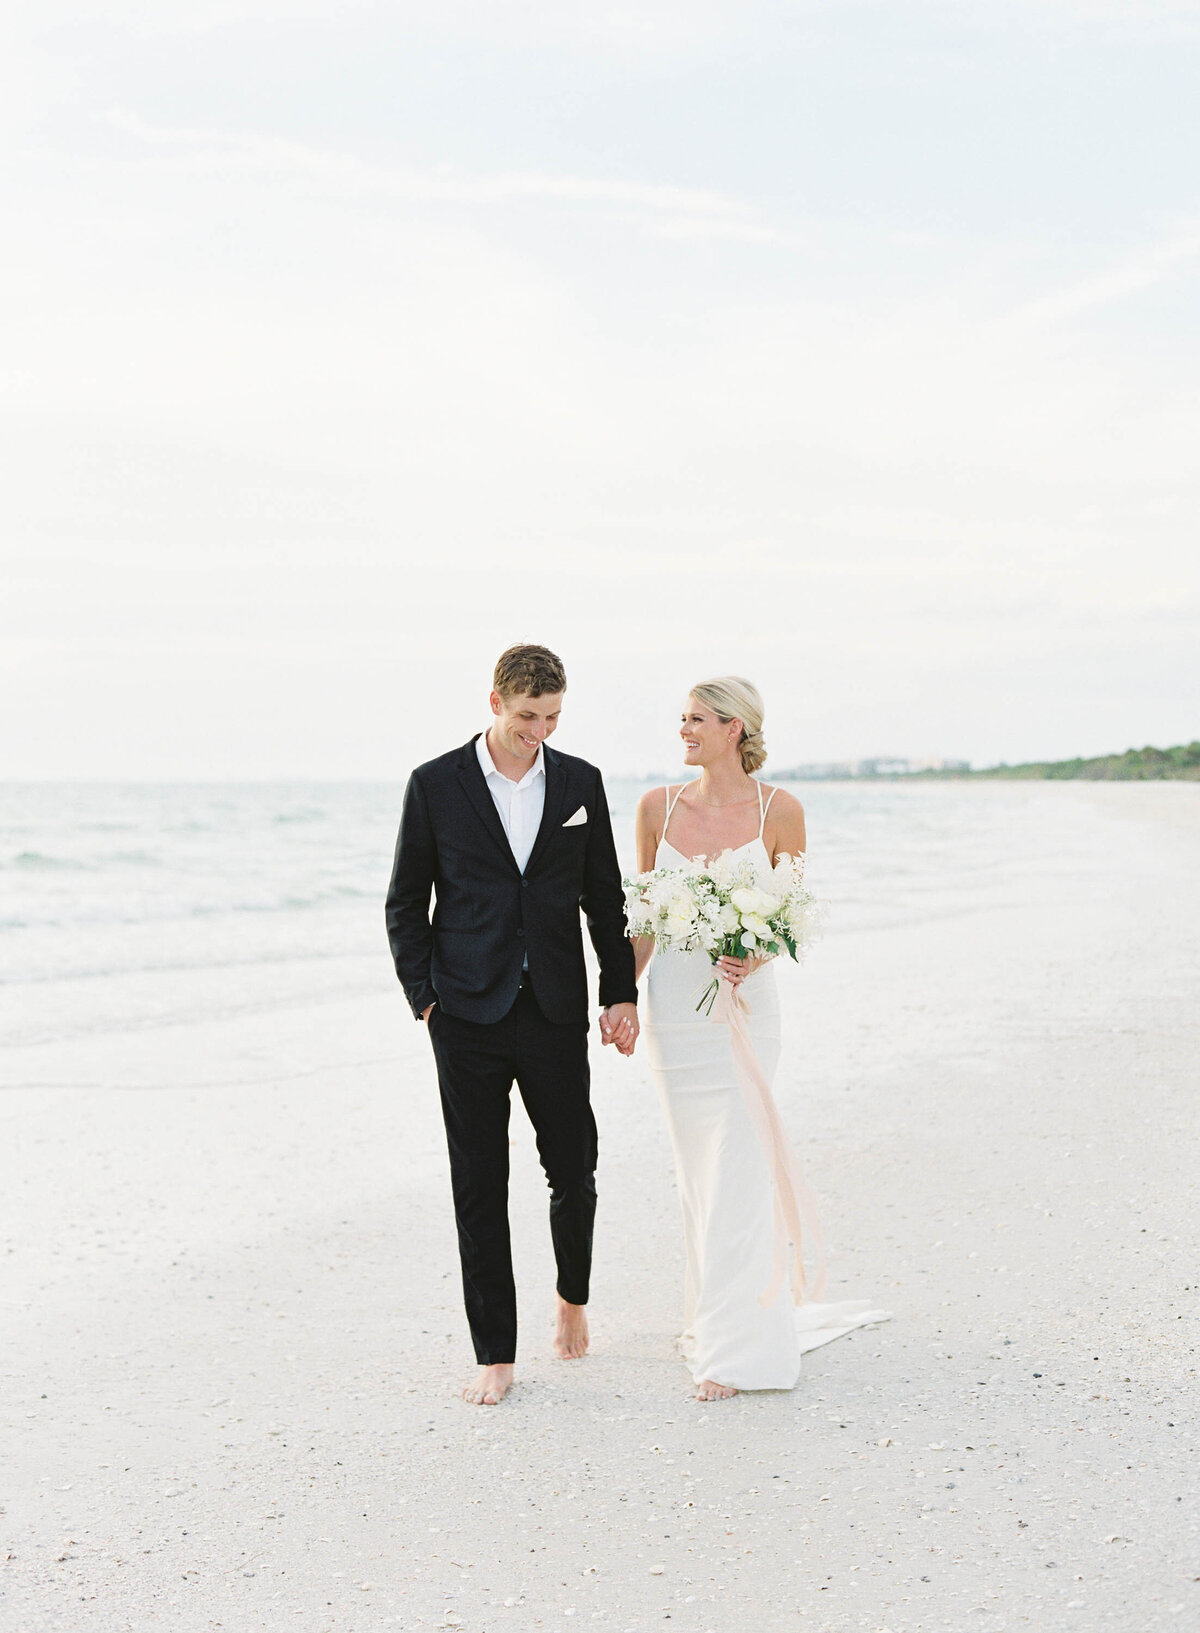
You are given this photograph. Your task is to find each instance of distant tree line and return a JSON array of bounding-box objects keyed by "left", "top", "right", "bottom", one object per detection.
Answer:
[{"left": 965, "top": 741, "right": 1200, "bottom": 782}]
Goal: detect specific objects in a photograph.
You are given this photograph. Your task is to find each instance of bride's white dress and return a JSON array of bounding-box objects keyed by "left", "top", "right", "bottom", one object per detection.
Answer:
[{"left": 644, "top": 783, "right": 889, "bottom": 1389}]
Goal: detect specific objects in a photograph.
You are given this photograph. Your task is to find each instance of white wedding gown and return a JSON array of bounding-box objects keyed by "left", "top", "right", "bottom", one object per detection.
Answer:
[{"left": 644, "top": 784, "right": 890, "bottom": 1390}]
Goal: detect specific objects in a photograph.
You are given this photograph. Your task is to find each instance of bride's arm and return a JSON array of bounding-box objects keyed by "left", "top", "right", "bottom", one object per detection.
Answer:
[
  {"left": 631, "top": 788, "right": 664, "bottom": 981},
  {"left": 765, "top": 786, "right": 807, "bottom": 864}
]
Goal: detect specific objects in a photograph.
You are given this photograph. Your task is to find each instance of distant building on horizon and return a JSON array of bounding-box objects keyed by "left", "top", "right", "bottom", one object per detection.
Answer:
[{"left": 774, "top": 756, "right": 971, "bottom": 780}]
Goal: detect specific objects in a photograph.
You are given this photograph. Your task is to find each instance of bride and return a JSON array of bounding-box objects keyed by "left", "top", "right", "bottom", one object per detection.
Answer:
[{"left": 634, "top": 676, "right": 888, "bottom": 1400}]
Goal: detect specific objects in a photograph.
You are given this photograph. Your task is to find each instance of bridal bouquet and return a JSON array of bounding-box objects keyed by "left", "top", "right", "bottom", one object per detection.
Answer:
[{"left": 623, "top": 850, "right": 822, "bottom": 1014}]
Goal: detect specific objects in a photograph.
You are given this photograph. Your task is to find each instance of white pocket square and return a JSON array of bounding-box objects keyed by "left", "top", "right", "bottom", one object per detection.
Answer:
[{"left": 562, "top": 806, "right": 588, "bottom": 827}]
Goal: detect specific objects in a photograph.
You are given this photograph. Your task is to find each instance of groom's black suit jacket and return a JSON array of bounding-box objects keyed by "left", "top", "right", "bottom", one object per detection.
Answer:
[{"left": 386, "top": 736, "right": 637, "bottom": 1026}]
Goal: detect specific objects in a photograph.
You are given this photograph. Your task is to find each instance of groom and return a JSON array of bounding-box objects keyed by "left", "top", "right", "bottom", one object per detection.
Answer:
[{"left": 385, "top": 643, "right": 639, "bottom": 1405}]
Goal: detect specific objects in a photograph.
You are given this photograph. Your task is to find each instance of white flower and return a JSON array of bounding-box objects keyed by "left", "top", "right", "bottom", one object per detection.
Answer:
[
  {"left": 784, "top": 901, "right": 808, "bottom": 934},
  {"left": 626, "top": 850, "right": 822, "bottom": 966},
  {"left": 665, "top": 905, "right": 695, "bottom": 940},
  {"left": 731, "top": 885, "right": 780, "bottom": 918},
  {"left": 708, "top": 849, "right": 742, "bottom": 890},
  {"left": 653, "top": 877, "right": 692, "bottom": 918}
]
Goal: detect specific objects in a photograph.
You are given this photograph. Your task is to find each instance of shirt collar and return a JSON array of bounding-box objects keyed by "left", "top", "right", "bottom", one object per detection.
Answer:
[{"left": 476, "top": 729, "right": 545, "bottom": 789}]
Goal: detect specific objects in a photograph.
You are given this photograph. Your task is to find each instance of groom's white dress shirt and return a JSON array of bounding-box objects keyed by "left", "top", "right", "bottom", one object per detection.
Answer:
[{"left": 476, "top": 730, "right": 545, "bottom": 874}]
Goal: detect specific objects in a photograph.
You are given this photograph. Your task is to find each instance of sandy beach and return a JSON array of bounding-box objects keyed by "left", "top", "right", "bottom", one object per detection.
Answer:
[{"left": 3, "top": 778, "right": 1198, "bottom": 1633}]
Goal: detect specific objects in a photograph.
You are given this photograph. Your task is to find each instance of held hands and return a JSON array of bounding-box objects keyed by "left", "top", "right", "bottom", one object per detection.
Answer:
[
  {"left": 600, "top": 1001, "right": 639, "bottom": 1056},
  {"left": 426, "top": 999, "right": 640, "bottom": 1054}
]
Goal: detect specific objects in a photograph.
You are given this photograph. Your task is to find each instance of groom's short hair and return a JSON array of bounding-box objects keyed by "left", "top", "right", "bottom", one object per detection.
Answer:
[{"left": 493, "top": 644, "right": 567, "bottom": 699}]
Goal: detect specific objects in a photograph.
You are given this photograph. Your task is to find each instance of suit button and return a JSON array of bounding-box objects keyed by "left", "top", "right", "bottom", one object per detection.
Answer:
[
  {"left": 516, "top": 927, "right": 525, "bottom": 937},
  {"left": 521, "top": 879, "right": 528, "bottom": 889}
]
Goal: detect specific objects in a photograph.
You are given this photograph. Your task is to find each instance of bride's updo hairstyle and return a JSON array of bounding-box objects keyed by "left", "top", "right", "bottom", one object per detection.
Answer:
[{"left": 690, "top": 676, "right": 767, "bottom": 774}]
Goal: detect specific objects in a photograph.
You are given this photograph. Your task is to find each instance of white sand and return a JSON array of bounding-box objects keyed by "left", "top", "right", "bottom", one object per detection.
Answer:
[{"left": 3, "top": 781, "right": 1198, "bottom": 1632}]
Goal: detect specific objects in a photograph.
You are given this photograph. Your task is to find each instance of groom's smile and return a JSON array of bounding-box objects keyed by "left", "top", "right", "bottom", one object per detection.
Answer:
[{"left": 487, "top": 688, "right": 563, "bottom": 778}]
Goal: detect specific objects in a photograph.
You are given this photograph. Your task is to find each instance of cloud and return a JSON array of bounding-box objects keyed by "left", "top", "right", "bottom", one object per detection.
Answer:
[
  {"left": 1005, "top": 226, "right": 1200, "bottom": 327},
  {"left": 26, "top": 0, "right": 777, "bottom": 51},
  {"left": 4, "top": 6, "right": 1199, "bottom": 774},
  {"left": 102, "top": 108, "right": 756, "bottom": 226},
  {"left": 0, "top": 17, "right": 80, "bottom": 134},
  {"left": 1035, "top": 0, "right": 1200, "bottom": 15}
]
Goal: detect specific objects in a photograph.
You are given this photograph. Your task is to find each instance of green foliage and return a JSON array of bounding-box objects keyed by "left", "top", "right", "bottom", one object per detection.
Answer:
[{"left": 976, "top": 741, "right": 1200, "bottom": 781}]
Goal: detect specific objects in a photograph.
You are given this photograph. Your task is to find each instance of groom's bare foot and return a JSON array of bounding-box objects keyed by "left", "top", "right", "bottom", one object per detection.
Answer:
[
  {"left": 462, "top": 1363, "right": 514, "bottom": 1405},
  {"left": 554, "top": 1295, "right": 589, "bottom": 1360},
  {"left": 695, "top": 1378, "right": 738, "bottom": 1401}
]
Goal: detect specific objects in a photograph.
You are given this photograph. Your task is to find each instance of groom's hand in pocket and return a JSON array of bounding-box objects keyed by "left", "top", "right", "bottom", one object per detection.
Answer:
[{"left": 600, "top": 1002, "right": 639, "bottom": 1057}]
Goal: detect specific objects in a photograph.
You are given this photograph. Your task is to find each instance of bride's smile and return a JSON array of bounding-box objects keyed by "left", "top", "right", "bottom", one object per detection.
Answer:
[{"left": 680, "top": 703, "right": 743, "bottom": 768}]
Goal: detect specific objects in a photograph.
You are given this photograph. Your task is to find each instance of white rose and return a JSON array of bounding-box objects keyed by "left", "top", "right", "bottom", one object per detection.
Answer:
[{"left": 665, "top": 905, "right": 696, "bottom": 939}]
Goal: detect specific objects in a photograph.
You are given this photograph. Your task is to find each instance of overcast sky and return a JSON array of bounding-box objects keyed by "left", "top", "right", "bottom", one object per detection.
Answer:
[{"left": 4, "top": 1, "right": 1199, "bottom": 778}]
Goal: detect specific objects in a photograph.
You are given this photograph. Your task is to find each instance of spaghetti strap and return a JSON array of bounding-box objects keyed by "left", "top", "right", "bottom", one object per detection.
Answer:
[
  {"left": 758, "top": 783, "right": 777, "bottom": 837},
  {"left": 664, "top": 783, "right": 686, "bottom": 842}
]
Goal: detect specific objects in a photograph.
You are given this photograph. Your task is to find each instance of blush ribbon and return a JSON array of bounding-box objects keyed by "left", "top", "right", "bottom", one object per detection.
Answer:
[{"left": 710, "top": 978, "right": 827, "bottom": 1308}]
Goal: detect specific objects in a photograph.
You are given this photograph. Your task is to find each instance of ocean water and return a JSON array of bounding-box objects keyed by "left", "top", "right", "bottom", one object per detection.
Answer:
[{"left": 1, "top": 777, "right": 1118, "bottom": 1052}]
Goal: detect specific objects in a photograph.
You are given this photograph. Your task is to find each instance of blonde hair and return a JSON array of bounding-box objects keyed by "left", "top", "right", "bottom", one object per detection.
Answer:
[{"left": 689, "top": 676, "right": 767, "bottom": 774}]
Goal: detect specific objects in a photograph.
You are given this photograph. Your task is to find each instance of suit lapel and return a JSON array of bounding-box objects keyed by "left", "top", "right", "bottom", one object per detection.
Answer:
[
  {"left": 524, "top": 744, "right": 568, "bottom": 876},
  {"left": 456, "top": 738, "right": 521, "bottom": 875}
]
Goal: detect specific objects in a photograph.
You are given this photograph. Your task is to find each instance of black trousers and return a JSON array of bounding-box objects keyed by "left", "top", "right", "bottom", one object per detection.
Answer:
[{"left": 428, "top": 983, "right": 597, "bottom": 1366}]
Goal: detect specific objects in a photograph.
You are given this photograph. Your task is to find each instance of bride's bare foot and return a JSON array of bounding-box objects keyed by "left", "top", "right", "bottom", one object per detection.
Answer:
[
  {"left": 554, "top": 1295, "right": 589, "bottom": 1360},
  {"left": 695, "top": 1378, "right": 738, "bottom": 1401},
  {"left": 462, "top": 1363, "right": 514, "bottom": 1405}
]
